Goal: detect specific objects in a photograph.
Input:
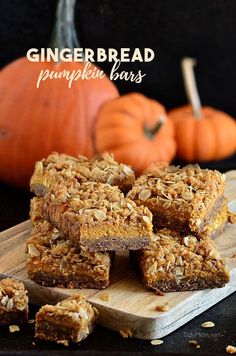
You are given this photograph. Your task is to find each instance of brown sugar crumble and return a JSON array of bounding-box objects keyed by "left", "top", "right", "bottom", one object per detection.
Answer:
[{"left": 30, "top": 152, "right": 135, "bottom": 195}]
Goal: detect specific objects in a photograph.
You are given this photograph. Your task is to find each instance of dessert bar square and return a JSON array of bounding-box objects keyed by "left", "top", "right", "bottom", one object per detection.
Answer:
[
  {"left": 26, "top": 219, "right": 112, "bottom": 289},
  {"left": 127, "top": 164, "right": 226, "bottom": 237},
  {"left": 30, "top": 152, "right": 135, "bottom": 195},
  {"left": 35, "top": 294, "right": 97, "bottom": 345},
  {"left": 133, "top": 228, "right": 230, "bottom": 293},
  {"left": 41, "top": 180, "right": 153, "bottom": 251},
  {"left": 0, "top": 278, "right": 28, "bottom": 325}
]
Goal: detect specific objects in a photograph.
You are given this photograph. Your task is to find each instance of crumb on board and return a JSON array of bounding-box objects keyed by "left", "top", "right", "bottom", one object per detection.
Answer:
[
  {"left": 28, "top": 319, "right": 35, "bottom": 324},
  {"left": 120, "top": 328, "right": 133, "bottom": 338},
  {"left": 155, "top": 302, "right": 170, "bottom": 312},
  {"left": 155, "top": 289, "right": 165, "bottom": 296},
  {"left": 57, "top": 340, "right": 69, "bottom": 347},
  {"left": 226, "top": 345, "right": 236, "bottom": 354},
  {"left": 231, "top": 254, "right": 236, "bottom": 258},
  {"left": 189, "top": 340, "right": 200, "bottom": 349},
  {"left": 151, "top": 339, "right": 164, "bottom": 346},
  {"left": 201, "top": 321, "right": 215, "bottom": 328},
  {"left": 9, "top": 325, "right": 20, "bottom": 333},
  {"left": 100, "top": 292, "right": 111, "bottom": 302}
]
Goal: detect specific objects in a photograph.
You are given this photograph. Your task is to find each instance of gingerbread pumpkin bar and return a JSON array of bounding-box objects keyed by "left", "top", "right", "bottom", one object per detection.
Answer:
[
  {"left": 40, "top": 180, "right": 153, "bottom": 251},
  {"left": 26, "top": 219, "right": 112, "bottom": 289},
  {"left": 133, "top": 228, "right": 230, "bottom": 293},
  {"left": 127, "top": 164, "right": 228, "bottom": 237},
  {"left": 35, "top": 294, "right": 97, "bottom": 346}
]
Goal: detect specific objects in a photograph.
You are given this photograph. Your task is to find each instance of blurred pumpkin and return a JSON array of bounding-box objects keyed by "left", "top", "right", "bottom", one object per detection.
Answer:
[
  {"left": 0, "top": 0, "right": 118, "bottom": 187},
  {"left": 95, "top": 93, "right": 176, "bottom": 175},
  {"left": 169, "top": 58, "right": 236, "bottom": 162}
]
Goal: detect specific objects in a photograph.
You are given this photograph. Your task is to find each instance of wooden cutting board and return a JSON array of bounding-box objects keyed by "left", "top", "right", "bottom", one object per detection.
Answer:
[{"left": 0, "top": 170, "right": 236, "bottom": 340}]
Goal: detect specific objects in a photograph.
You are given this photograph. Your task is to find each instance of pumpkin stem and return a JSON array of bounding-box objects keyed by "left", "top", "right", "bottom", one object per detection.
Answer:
[
  {"left": 144, "top": 116, "right": 165, "bottom": 139},
  {"left": 50, "top": 0, "right": 81, "bottom": 52},
  {"left": 181, "top": 57, "right": 202, "bottom": 119}
]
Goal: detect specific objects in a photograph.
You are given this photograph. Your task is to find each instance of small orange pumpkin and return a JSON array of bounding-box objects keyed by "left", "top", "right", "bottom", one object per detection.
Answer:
[
  {"left": 169, "top": 58, "right": 236, "bottom": 162},
  {"left": 95, "top": 93, "right": 176, "bottom": 175},
  {"left": 0, "top": 0, "right": 118, "bottom": 188}
]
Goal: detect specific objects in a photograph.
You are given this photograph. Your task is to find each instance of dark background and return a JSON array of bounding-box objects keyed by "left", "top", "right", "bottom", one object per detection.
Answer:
[
  {"left": 0, "top": 0, "right": 236, "bottom": 115},
  {"left": 0, "top": 1, "right": 236, "bottom": 355}
]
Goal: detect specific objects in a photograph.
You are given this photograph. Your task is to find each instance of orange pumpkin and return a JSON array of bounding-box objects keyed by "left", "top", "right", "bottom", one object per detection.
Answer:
[
  {"left": 0, "top": 0, "right": 118, "bottom": 188},
  {"left": 169, "top": 58, "right": 236, "bottom": 161},
  {"left": 95, "top": 93, "right": 176, "bottom": 175}
]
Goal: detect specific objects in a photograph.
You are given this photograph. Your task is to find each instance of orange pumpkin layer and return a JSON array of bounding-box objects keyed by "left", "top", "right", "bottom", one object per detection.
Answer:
[{"left": 95, "top": 93, "right": 176, "bottom": 175}]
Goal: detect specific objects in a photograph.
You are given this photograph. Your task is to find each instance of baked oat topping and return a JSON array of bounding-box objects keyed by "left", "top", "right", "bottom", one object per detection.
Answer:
[
  {"left": 30, "top": 152, "right": 135, "bottom": 195},
  {"left": 39, "top": 295, "right": 95, "bottom": 321},
  {"left": 43, "top": 180, "right": 152, "bottom": 229}
]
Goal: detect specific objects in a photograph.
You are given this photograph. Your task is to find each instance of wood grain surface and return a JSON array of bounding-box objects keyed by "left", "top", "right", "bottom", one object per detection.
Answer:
[{"left": 0, "top": 170, "right": 236, "bottom": 340}]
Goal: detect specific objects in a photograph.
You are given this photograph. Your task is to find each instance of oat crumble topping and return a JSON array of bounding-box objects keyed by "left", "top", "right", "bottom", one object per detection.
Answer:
[{"left": 30, "top": 152, "right": 135, "bottom": 194}]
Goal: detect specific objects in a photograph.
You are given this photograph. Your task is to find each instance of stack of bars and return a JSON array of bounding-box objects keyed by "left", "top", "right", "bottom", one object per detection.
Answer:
[
  {"left": 127, "top": 164, "right": 232, "bottom": 292},
  {"left": 26, "top": 152, "right": 233, "bottom": 293},
  {"left": 27, "top": 152, "right": 152, "bottom": 289}
]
